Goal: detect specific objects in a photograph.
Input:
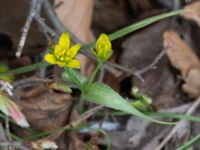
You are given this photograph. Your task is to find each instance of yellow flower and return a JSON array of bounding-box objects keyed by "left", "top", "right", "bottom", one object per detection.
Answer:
[
  {"left": 44, "top": 32, "right": 80, "bottom": 69},
  {"left": 93, "top": 33, "right": 112, "bottom": 61}
]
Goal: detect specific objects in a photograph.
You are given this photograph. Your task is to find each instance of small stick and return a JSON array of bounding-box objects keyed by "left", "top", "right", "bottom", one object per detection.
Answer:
[
  {"left": 47, "top": 105, "right": 104, "bottom": 140},
  {"left": 0, "top": 141, "right": 30, "bottom": 150},
  {"left": 136, "top": 50, "right": 166, "bottom": 75},
  {"left": 16, "top": 0, "right": 42, "bottom": 58}
]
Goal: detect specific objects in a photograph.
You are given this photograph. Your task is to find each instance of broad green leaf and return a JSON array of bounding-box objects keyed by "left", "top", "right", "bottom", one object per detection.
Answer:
[{"left": 83, "top": 82, "right": 174, "bottom": 125}]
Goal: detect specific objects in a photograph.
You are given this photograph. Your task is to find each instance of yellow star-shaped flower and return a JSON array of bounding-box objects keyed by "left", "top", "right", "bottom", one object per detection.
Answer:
[{"left": 44, "top": 32, "right": 80, "bottom": 69}]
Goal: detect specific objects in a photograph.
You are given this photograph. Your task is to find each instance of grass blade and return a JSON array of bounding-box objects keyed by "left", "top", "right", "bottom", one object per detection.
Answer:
[{"left": 109, "top": 9, "right": 190, "bottom": 41}]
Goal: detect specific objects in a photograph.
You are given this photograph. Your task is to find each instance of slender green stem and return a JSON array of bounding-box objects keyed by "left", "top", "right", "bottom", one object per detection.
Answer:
[
  {"left": 64, "top": 67, "right": 83, "bottom": 91},
  {"left": 78, "top": 96, "right": 85, "bottom": 114},
  {"left": 78, "top": 61, "right": 103, "bottom": 113},
  {"left": 86, "top": 61, "right": 103, "bottom": 93}
]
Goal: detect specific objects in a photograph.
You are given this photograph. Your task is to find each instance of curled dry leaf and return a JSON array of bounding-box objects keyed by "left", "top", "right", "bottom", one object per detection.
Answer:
[
  {"left": 163, "top": 31, "right": 200, "bottom": 77},
  {"left": 16, "top": 85, "right": 72, "bottom": 131},
  {"left": 0, "top": 91, "right": 29, "bottom": 127},
  {"left": 164, "top": 31, "right": 200, "bottom": 98}
]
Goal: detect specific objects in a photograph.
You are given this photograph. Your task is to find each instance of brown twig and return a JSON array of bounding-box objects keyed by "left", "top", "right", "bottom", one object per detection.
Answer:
[
  {"left": 136, "top": 50, "right": 166, "bottom": 75},
  {"left": 47, "top": 105, "right": 104, "bottom": 140},
  {"left": 0, "top": 141, "right": 30, "bottom": 150},
  {"left": 0, "top": 123, "right": 8, "bottom": 150},
  {"left": 16, "top": 0, "right": 43, "bottom": 58}
]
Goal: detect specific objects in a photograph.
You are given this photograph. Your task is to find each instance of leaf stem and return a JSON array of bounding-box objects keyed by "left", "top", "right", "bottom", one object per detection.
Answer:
[
  {"left": 86, "top": 61, "right": 103, "bottom": 93},
  {"left": 64, "top": 67, "right": 83, "bottom": 91}
]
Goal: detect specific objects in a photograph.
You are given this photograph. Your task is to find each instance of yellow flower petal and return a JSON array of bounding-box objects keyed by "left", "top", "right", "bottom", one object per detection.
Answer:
[
  {"left": 66, "top": 59, "right": 80, "bottom": 69},
  {"left": 57, "top": 61, "right": 65, "bottom": 67},
  {"left": 95, "top": 33, "right": 112, "bottom": 60},
  {"left": 59, "top": 32, "right": 70, "bottom": 49},
  {"left": 68, "top": 44, "right": 80, "bottom": 59},
  {"left": 44, "top": 54, "right": 56, "bottom": 64},
  {"left": 54, "top": 44, "right": 63, "bottom": 58}
]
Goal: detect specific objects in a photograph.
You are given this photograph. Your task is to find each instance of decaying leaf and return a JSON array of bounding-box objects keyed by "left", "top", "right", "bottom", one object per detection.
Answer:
[
  {"left": 164, "top": 31, "right": 200, "bottom": 98},
  {"left": 164, "top": 31, "right": 200, "bottom": 77},
  {"left": 0, "top": 91, "right": 29, "bottom": 127},
  {"left": 16, "top": 85, "right": 72, "bottom": 131},
  {"left": 31, "top": 139, "right": 58, "bottom": 150}
]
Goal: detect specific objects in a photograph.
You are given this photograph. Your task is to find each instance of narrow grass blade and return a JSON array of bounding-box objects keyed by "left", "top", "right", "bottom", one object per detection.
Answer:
[
  {"left": 109, "top": 9, "right": 190, "bottom": 41},
  {"left": 0, "top": 61, "right": 49, "bottom": 77}
]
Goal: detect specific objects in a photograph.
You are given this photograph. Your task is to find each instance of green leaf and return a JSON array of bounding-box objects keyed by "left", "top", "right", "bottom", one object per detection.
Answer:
[
  {"left": 62, "top": 68, "right": 87, "bottom": 85},
  {"left": 0, "top": 61, "right": 49, "bottom": 77},
  {"left": 145, "top": 112, "right": 200, "bottom": 122},
  {"left": 83, "top": 82, "right": 174, "bottom": 125},
  {"left": 64, "top": 67, "right": 84, "bottom": 91},
  {"left": 96, "top": 111, "right": 200, "bottom": 123},
  {"left": 48, "top": 82, "right": 72, "bottom": 93},
  {"left": 109, "top": 9, "right": 191, "bottom": 41}
]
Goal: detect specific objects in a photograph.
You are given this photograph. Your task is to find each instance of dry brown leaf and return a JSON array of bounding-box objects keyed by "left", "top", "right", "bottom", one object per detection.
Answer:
[
  {"left": 54, "top": 0, "right": 93, "bottom": 42},
  {"left": 182, "top": 68, "right": 200, "bottom": 98},
  {"left": 181, "top": 1, "right": 200, "bottom": 27},
  {"left": 163, "top": 31, "right": 200, "bottom": 78},
  {"left": 164, "top": 31, "right": 200, "bottom": 98},
  {"left": 16, "top": 85, "right": 72, "bottom": 131}
]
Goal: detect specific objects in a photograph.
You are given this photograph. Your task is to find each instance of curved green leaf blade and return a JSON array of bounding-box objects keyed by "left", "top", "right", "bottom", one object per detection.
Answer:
[
  {"left": 83, "top": 82, "right": 174, "bottom": 125},
  {"left": 109, "top": 9, "right": 191, "bottom": 41}
]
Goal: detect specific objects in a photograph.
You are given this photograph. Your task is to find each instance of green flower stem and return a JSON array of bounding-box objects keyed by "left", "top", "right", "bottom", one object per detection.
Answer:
[
  {"left": 78, "top": 61, "right": 103, "bottom": 113},
  {"left": 78, "top": 96, "right": 85, "bottom": 113},
  {"left": 86, "top": 61, "right": 103, "bottom": 93},
  {"left": 64, "top": 67, "right": 83, "bottom": 91}
]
